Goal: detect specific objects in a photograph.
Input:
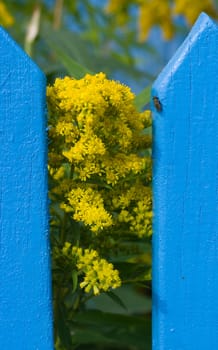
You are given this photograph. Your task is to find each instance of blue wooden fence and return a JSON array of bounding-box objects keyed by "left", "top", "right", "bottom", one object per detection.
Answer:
[
  {"left": 1, "top": 11, "right": 218, "bottom": 350},
  {"left": 0, "top": 28, "right": 53, "bottom": 348},
  {"left": 152, "top": 12, "right": 218, "bottom": 350}
]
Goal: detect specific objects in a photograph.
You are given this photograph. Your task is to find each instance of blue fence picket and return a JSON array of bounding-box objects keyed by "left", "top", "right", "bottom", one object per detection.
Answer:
[
  {"left": 152, "top": 13, "right": 218, "bottom": 349},
  {"left": 0, "top": 28, "right": 53, "bottom": 348}
]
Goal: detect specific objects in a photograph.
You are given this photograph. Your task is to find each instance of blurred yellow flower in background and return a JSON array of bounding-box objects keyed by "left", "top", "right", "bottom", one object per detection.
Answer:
[
  {"left": 173, "top": 0, "right": 217, "bottom": 25},
  {"left": 0, "top": 1, "right": 14, "bottom": 27},
  {"left": 106, "top": 0, "right": 218, "bottom": 40}
]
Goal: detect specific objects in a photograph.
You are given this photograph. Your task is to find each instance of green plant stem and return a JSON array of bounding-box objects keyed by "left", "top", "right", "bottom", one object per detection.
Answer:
[
  {"left": 53, "top": 0, "right": 64, "bottom": 30},
  {"left": 60, "top": 211, "right": 68, "bottom": 246}
]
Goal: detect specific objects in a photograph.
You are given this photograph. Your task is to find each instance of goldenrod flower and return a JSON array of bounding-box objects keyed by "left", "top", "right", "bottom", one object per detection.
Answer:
[
  {"left": 74, "top": 247, "right": 121, "bottom": 295},
  {"left": 113, "top": 182, "right": 152, "bottom": 238},
  {"left": 62, "top": 243, "right": 121, "bottom": 295},
  {"left": 63, "top": 186, "right": 113, "bottom": 233},
  {"left": 47, "top": 72, "right": 152, "bottom": 249},
  {"left": 47, "top": 73, "right": 151, "bottom": 189}
]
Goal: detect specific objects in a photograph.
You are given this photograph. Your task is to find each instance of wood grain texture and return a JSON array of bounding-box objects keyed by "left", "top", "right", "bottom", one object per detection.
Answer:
[
  {"left": 0, "top": 28, "right": 53, "bottom": 348},
  {"left": 152, "top": 13, "right": 218, "bottom": 349}
]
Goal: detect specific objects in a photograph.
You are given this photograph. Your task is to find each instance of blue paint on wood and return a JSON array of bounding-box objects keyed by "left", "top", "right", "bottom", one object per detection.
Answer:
[
  {"left": 152, "top": 13, "right": 218, "bottom": 349},
  {"left": 0, "top": 28, "right": 53, "bottom": 348}
]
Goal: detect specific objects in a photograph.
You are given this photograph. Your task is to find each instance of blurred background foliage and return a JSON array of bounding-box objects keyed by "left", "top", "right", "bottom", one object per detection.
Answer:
[
  {"left": 2, "top": 0, "right": 218, "bottom": 94},
  {"left": 1, "top": 1, "right": 218, "bottom": 349}
]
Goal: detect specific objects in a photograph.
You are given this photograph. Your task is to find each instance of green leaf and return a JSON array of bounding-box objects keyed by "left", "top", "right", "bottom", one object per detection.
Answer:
[
  {"left": 106, "top": 291, "right": 127, "bottom": 311},
  {"left": 45, "top": 41, "right": 92, "bottom": 78},
  {"left": 41, "top": 24, "right": 93, "bottom": 78},
  {"left": 72, "top": 270, "right": 78, "bottom": 293},
  {"left": 56, "top": 304, "right": 72, "bottom": 349},
  {"left": 71, "top": 310, "right": 151, "bottom": 349},
  {"left": 72, "top": 328, "right": 113, "bottom": 346},
  {"left": 134, "top": 85, "right": 151, "bottom": 111},
  {"left": 86, "top": 285, "right": 151, "bottom": 315},
  {"left": 40, "top": 22, "right": 154, "bottom": 83}
]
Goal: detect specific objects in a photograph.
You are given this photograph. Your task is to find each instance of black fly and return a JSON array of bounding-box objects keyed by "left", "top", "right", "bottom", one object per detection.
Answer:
[{"left": 153, "top": 96, "right": 162, "bottom": 112}]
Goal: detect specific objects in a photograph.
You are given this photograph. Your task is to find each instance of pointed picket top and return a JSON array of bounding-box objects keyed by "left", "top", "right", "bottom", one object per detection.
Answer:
[
  {"left": 152, "top": 13, "right": 218, "bottom": 350},
  {"left": 0, "top": 28, "right": 53, "bottom": 348},
  {"left": 0, "top": 26, "right": 43, "bottom": 75},
  {"left": 152, "top": 12, "right": 218, "bottom": 102}
]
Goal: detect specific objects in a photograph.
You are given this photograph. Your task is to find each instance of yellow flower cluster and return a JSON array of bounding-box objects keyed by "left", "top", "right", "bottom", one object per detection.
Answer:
[
  {"left": 0, "top": 1, "right": 14, "bottom": 27},
  {"left": 47, "top": 73, "right": 152, "bottom": 240},
  {"left": 63, "top": 243, "right": 121, "bottom": 295},
  {"left": 112, "top": 182, "right": 152, "bottom": 237},
  {"left": 61, "top": 186, "right": 113, "bottom": 233},
  {"left": 47, "top": 73, "right": 151, "bottom": 186},
  {"left": 106, "top": 0, "right": 217, "bottom": 40}
]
